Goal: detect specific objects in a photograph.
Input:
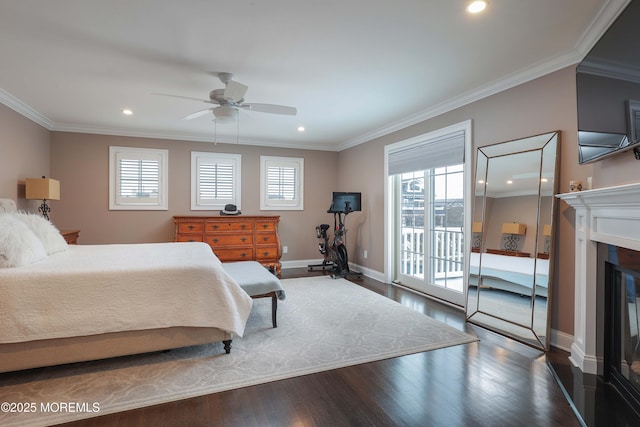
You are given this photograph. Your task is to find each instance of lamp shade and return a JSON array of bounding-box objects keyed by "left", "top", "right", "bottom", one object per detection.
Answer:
[
  {"left": 472, "top": 221, "right": 483, "bottom": 233},
  {"left": 543, "top": 224, "right": 552, "bottom": 236},
  {"left": 501, "top": 222, "right": 526, "bottom": 235},
  {"left": 26, "top": 178, "right": 60, "bottom": 200}
]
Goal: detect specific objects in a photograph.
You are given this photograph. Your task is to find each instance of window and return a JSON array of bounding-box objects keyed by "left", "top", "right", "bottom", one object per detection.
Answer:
[
  {"left": 109, "top": 146, "right": 168, "bottom": 210},
  {"left": 260, "top": 156, "right": 304, "bottom": 210},
  {"left": 191, "top": 152, "right": 241, "bottom": 210}
]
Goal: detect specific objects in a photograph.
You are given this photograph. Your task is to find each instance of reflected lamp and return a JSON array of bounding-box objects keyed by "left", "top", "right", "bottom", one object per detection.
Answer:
[{"left": 501, "top": 222, "right": 526, "bottom": 251}]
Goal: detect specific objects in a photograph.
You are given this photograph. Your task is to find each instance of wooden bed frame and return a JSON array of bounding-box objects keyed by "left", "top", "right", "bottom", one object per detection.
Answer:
[{"left": 0, "top": 327, "right": 231, "bottom": 373}]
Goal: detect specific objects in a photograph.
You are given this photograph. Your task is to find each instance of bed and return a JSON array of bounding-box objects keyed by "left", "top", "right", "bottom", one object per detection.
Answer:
[
  {"left": 469, "top": 252, "right": 549, "bottom": 297},
  {"left": 0, "top": 201, "right": 253, "bottom": 373}
]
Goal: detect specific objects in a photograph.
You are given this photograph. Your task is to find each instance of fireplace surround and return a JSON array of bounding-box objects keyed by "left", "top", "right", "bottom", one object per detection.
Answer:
[{"left": 558, "top": 183, "right": 640, "bottom": 375}]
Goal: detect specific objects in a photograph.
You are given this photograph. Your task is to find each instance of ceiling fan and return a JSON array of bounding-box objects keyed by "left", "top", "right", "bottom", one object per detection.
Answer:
[{"left": 157, "top": 72, "right": 297, "bottom": 123}]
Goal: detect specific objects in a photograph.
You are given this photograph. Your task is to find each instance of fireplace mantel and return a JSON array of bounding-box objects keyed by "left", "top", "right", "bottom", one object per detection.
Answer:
[{"left": 557, "top": 182, "right": 640, "bottom": 374}]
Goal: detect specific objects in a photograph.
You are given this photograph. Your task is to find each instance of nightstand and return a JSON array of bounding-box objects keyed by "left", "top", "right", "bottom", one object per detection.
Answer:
[{"left": 60, "top": 230, "right": 80, "bottom": 244}]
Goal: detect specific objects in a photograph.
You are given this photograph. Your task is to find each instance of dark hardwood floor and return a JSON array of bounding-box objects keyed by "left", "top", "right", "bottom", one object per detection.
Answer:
[{"left": 54, "top": 268, "right": 637, "bottom": 426}]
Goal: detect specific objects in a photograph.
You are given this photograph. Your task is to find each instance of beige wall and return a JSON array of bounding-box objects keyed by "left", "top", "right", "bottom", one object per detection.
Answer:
[
  {"left": 0, "top": 104, "right": 50, "bottom": 211},
  {"left": 49, "top": 132, "right": 339, "bottom": 262}
]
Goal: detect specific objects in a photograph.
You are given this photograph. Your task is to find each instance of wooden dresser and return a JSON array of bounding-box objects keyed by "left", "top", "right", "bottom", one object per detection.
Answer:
[{"left": 173, "top": 215, "right": 282, "bottom": 276}]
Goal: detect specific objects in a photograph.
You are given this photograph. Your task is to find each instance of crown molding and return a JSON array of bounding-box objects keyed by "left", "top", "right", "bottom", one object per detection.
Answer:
[{"left": 0, "top": 88, "right": 55, "bottom": 130}]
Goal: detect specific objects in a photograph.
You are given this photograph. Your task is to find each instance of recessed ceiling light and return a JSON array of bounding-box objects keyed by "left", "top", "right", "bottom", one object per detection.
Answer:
[
  {"left": 507, "top": 180, "right": 513, "bottom": 184},
  {"left": 297, "top": 126, "right": 305, "bottom": 132},
  {"left": 122, "top": 109, "right": 133, "bottom": 115},
  {"left": 466, "top": 1, "right": 488, "bottom": 14}
]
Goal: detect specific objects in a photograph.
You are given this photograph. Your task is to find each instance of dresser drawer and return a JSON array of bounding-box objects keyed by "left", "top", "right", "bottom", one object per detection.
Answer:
[
  {"left": 213, "top": 248, "right": 254, "bottom": 261},
  {"left": 255, "top": 246, "right": 279, "bottom": 260},
  {"left": 255, "top": 232, "right": 278, "bottom": 245},
  {"left": 255, "top": 221, "right": 277, "bottom": 231},
  {"left": 205, "top": 221, "right": 253, "bottom": 232},
  {"left": 205, "top": 234, "right": 253, "bottom": 247},
  {"left": 177, "top": 222, "right": 204, "bottom": 234},
  {"left": 176, "top": 235, "right": 204, "bottom": 243}
]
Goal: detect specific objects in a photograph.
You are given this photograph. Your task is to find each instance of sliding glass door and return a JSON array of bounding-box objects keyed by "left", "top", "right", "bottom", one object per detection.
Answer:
[{"left": 385, "top": 121, "right": 471, "bottom": 307}]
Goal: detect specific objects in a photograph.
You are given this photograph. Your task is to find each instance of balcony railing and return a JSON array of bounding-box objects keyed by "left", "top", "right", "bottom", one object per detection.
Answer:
[{"left": 401, "top": 227, "right": 464, "bottom": 279}]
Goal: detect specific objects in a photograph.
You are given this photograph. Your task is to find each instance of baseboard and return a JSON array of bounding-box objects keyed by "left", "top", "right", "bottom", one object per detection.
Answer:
[
  {"left": 281, "top": 259, "right": 323, "bottom": 269},
  {"left": 549, "top": 329, "right": 573, "bottom": 353},
  {"left": 281, "top": 260, "right": 386, "bottom": 283}
]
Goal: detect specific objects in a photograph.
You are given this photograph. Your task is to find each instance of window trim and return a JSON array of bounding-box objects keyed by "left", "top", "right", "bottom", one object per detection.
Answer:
[
  {"left": 109, "top": 146, "right": 168, "bottom": 211},
  {"left": 191, "top": 151, "right": 242, "bottom": 211},
  {"left": 260, "top": 155, "right": 304, "bottom": 211}
]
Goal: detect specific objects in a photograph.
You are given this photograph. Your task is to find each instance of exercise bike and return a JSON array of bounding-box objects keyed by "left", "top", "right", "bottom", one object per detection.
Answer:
[{"left": 308, "top": 200, "right": 361, "bottom": 279}]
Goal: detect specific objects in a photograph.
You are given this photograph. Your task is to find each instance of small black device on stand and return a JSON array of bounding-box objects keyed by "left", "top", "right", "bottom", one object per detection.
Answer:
[{"left": 308, "top": 192, "right": 362, "bottom": 279}]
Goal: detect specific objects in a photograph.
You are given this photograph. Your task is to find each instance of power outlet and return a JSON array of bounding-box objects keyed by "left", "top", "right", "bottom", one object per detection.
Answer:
[
  {"left": 283, "top": 246, "right": 288, "bottom": 254},
  {"left": 363, "top": 250, "right": 368, "bottom": 259}
]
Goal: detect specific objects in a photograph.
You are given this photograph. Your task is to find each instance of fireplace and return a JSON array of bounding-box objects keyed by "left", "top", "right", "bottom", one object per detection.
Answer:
[
  {"left": 558, "top": 183, "right": 640, "bottom": 375},
  {"left": 602, "top": 244, "right": 640, "bottom": 415}
]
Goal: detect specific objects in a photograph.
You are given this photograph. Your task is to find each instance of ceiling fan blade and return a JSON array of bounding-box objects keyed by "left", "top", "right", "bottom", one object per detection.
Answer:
[
  {"left": 224, "top": 81, "right": 248, "bottom": 102},
  {"left": 180, "top": 108, "right": 212, "bottom": 120},
  {"left": 152, "top": 93, "right": 213, "bottom": 104},
  {"left": 241, "top": 103, "right": 297, "bottom": 115}
]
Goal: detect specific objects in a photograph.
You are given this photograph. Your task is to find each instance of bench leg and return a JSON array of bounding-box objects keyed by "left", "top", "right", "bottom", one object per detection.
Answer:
[
  {"left": 272, "top": 295, "right": 278, "bottom": 328},
  {"left": 223, "top": 339, "right": 232, "bottom": 354}
]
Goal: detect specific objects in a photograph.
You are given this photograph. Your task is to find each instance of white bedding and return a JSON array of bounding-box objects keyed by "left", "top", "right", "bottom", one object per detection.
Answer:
[
  {"left": 0, "top": 242, "right": 253, "bottom": 344},
  {"left": 469, "top": 252, "right": 549, "bottom": 289}
]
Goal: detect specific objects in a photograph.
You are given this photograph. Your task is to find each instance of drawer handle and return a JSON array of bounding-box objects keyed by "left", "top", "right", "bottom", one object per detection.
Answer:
[
  {"left": 241, "top": 253, "right": 247, "bottom": 258},
  {"left": 188, "top": 225, "right": 195, "bottom": 230},
  {"left": 212, "top": 225, "right": 219, "bottom": 230},
  {"left": 240, "top": 237, "right": 247, "bottom": 242},
  {"left": 213, "top": 238, "right": 218, "bottom": 243},
  {"left": 189, "top": 239, "right": 195, "bottom": 242},
  {"left": 241, "top": 224, "right": 247, "bottom": 229},
  {"left": 263, "top": 237, "right": 269, "bottom": 241},
  {"left": 263, "top": 251, "right": 270, "bottom": 256},
  {"left": 262, "top": 224, "right": 268, "bottom": 229}
]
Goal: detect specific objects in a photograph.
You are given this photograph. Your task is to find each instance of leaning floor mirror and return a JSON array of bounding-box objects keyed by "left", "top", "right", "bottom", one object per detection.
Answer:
[{"left": 466, "top": 131, "right": 560, "bottom": 350}]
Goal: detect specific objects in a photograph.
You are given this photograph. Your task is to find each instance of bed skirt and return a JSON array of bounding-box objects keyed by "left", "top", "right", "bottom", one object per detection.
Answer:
[{"left": 0, "top": 326, "right": 231, "bottom": 373}]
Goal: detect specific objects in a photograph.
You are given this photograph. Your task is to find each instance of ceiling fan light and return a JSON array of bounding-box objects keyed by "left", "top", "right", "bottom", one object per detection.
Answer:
[{"left": 212, "top": 106, "right": 238, "bottom": 123}]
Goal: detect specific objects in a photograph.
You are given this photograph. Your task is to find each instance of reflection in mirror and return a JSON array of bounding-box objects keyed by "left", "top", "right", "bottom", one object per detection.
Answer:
[{"left": 466, "top": 131, "right": 559, "bottom": 350}]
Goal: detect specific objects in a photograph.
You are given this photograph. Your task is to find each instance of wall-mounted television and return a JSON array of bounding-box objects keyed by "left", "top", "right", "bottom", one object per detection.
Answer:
[
  {"left": 329, "top": 192, "right": 361, "bottom": 213},
  {"left": 576, "top": 0, "right": 640, "bottom": 163}
]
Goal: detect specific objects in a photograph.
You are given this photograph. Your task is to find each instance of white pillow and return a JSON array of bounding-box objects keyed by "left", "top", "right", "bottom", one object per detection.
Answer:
[
  {"left": 0, "top": 214, "right": 48, "bottom": 268},
  {"left": 12, "top": 212, "right": 68, "bottom": 255}
]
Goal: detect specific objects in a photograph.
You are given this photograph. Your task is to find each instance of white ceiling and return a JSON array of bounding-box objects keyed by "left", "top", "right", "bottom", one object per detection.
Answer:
[{"left": 0, "top": 0, "right": 630, "bottom": 151}]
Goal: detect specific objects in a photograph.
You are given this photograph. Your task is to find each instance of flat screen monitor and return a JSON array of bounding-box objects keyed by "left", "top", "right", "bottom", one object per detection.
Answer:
[{"left": 329, "top": 192, "right": 361, "bottom": 213}]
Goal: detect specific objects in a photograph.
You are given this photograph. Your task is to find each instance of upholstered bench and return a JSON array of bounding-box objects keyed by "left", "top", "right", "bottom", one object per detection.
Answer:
[{"left": 222, "top": 261, "right": 286, "bottom": 328}]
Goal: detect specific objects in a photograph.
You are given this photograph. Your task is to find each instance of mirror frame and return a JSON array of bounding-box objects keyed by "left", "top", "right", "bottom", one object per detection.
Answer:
[{"left": 465, "top": 131, "right": 560, "bottom": 351}]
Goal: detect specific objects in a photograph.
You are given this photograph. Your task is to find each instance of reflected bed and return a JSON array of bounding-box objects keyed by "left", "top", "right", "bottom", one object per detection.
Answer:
[{"left": 469, "top": 252, "right": 549, "bottom": 297}]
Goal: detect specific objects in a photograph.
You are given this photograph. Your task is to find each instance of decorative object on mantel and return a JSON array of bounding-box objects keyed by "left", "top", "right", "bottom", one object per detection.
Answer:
[
  {"left": 25, "top": 176, "right": 60, "bottom": 220},
  {"left": 501, "top": 222, "right": 526, "bottom": 251}
]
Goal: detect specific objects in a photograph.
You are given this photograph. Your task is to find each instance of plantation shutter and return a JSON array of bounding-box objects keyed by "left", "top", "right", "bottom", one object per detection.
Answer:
[
  {"left": 191, "top": 152, "right": 241, "bottom": 209},
  {"left": 118, "top": 159, "right": 159, "bottom": 199},
  {"left": 267, "top": 165, "right": 297, "bottom": 201}
]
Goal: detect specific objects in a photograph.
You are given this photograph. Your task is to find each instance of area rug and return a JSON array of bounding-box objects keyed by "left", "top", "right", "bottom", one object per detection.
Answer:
[{"left": 0, "top": 276, "right": 477, "bottom": 427}]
